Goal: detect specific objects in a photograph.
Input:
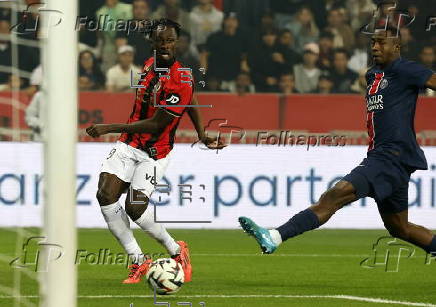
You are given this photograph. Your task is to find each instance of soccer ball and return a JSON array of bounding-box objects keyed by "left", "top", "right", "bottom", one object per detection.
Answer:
[{"left": 146, "top": 258, "right": 184, "bottom": 295}]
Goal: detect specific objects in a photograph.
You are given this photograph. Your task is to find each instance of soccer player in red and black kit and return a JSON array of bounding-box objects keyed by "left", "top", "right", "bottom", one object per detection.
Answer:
[
  {"left": 86, "top": 19, "right": 224, "bottom": 284},
  {"left": 239, "top": 28, "right": 436, "bottom": 257}
]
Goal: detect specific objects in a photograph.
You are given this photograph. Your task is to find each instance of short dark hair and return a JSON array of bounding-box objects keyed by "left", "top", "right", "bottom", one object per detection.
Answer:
[
  {"left": 320, "top": 31, "right": 334, "bottom": 40},
  {"left": 148, "top": 18, "right": 181, "bottom": 39},
  {"left": 333, "top": 48, "right": 349, "bottom": 59}
]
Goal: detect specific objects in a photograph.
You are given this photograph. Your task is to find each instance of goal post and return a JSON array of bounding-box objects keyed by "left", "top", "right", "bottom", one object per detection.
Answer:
[{"left": 41, "top": 0, "right": 78, "bottom": 306}]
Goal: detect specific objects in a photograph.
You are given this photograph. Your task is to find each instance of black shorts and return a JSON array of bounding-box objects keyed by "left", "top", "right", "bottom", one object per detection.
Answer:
[{"left": 342, "top": 151, "right": 414, "bottom": 214}]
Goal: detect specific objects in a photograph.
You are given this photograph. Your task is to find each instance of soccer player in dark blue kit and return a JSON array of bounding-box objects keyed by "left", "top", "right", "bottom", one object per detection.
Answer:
[{"left": 239, "top": 28, "right": 436, "bottom": 256}]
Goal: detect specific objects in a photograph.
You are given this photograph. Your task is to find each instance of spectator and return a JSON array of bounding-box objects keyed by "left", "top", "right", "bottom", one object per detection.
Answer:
[
  {"left": 400, "top": 27, "right": 419, "bottom": 61},
  {"left": 325, "top": 8, "right": 355, "bottom": 51},
  {"left": 78, "top": 20, "right": 99, "bottom": 56},
  {"left": 222, "top": 0, "right": 270, "bottom": 32},
  {"left": 318, "top": 31, "right": 335, "bottom": 70},
  {"left": 419, "top": 46, "right": 436, "bottom": 70},
  {"left": 176, "top": 31, "right": 201, "bottom": 82},
  {"left": 293, "top": 43, "right": 321, "bottom": 93},
  {"left": 229, "top": 72, "right": 255, "bottom": 96},
  {"left": 96, "top": 0, "right": 132, "bottom": 72},
  {"left": 106, "top": 45, "right": 141, "bottom": 92},
  {"left": 346, "top": 0, "right": 376, "bottom": 31},
  {"left": 278, "top": 73, "right": 298, "bottom": 95},
  {"left": 203, "top": 75, "right": 226, "bottom": 92},
  {"left": 79, "top": 76, "right": 96, "bottom": 91},
  {"left": 79, "top": 50, "right": 106, "bottom": 90},
  {"left": 315, "top": 72, "right": 335, "bottom": 94},
  {"left": 0, "top": 18, "right": 11, "bottom": 84},
  {"left": 329, "top": 48, "right": 358, "bottom": 93},
  {"left": 272, "top": 1, "right": 327, "bottom": 32},
  {"left": 25, "top": 64, "right": 42, "bottom": 97},
  {"left": 255, "top": 11, "right": 277, "bottom": 36},
  {"left": 189, "top": 0, "right": 223, "bottom": 52},
  {"left": 0, "top": 75, "right": 23, "bottom": 91},
  {"left": 25, "top": 91, "right": 44, "bottom": 141},
  {"left": 151, "top": 0, "right": 190, "bottom": 32},
  {"left": 116, "top": 0, "right": 152, "bottom": 67},
  {"left": 202, "top": 12, "right": 248, "bottom": 84},
  {"left": 277, "top": 29, "right": 302, "bottom": 70},
  {"left": 348, "top": 31, "right": 370, "bottom": 73},
  {"left": 285, "top": 6, "right": 319, "bottom": 54},
  {"left": 351, "top": 69, "right": 368, "bottom": 94},
  {"left": 0, "top": 17, "right": 39, "bottom": 86},
  {"left": 248, "top": 29, "right": 287, "bottom": 92}
]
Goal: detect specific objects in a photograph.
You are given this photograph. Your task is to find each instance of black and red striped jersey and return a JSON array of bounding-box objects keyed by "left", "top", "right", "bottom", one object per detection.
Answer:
[
  {"left": 365, "top": 58, "right": 433, "bottom": 170},
  {"left": 119, "top": 57, "right": 193, "bottom": 159}
]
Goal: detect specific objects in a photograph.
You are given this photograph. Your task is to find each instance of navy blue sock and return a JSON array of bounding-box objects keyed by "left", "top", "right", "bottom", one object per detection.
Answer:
[
  {"left": 277, "top": 208, "right": 320, "bottom": 242},
  {"left": 424, "top": 236, "right": 436, "bottom": 254}
]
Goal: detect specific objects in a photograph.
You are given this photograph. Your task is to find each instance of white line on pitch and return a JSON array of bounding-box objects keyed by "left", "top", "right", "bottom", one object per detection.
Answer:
[
  {"left": 191, "top": 253, "right": 427, "bottom": 258},
  {"left": 0, "top": 294, "right": 435, "bottom": 306}
]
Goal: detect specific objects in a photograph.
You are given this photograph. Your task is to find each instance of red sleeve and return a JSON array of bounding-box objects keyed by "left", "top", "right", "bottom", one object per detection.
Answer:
[{"left": 158, "top": 80, "right": 193, "bottom": 117}]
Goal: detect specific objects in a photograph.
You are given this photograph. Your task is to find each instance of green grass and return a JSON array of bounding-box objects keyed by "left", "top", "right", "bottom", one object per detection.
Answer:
[{"left": 1, "top": 228, "right": 436, "bottom": 307}]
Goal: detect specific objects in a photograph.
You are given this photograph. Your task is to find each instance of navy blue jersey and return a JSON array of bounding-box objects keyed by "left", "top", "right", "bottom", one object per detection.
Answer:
[{"left": 365, "top": 58, "right": 433, "bottom": 170}]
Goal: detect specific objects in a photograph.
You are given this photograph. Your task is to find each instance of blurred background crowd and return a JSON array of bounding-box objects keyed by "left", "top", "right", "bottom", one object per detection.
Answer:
[{"left": 0, "top": 0, "right": 435, "bottom": 96}]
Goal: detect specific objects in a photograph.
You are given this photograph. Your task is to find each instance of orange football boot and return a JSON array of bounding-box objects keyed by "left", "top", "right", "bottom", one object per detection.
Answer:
[
  {"left": 122, "top": 258, "right": 152, "bottom": 284},
  {"left": 172, "top": 241, "right": 192, "bottom": 282}
]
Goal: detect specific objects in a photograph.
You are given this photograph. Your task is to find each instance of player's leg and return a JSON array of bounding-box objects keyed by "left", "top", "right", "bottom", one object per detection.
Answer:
[
  {"left": 98, "top": 142, "right": 147, "bottom": 284},
  {"left": 381, "top": 210, "right": 436, "bottom": 253},
  {"left": 125, "top": 188, "right": 180, "bottom": 257},
  {"left": 97, "top": 172, "right": 144, "bottom": 265},
  {"left": 239, "top": 179, "right": 359, "bottom": 253},
  {"left": 125, "top": 154, "right": 192, "bottom": 282},
  {"left": 239, "top": 160, "right": 373, "bottom": 253},
  {"left": 378, "top": 185, "right": 436, "bottom": 254}
]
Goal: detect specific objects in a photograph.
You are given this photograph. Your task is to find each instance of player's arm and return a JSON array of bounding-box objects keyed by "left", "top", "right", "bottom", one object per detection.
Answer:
[
  {"left": 187, "top": 95, "right": 226, "bottom": 150},
  {"left": 425, "top": 73, "right": 436, "bottom": 91},
  {"left": 86, "top": 108, "right": 174, "bottom": 137}
]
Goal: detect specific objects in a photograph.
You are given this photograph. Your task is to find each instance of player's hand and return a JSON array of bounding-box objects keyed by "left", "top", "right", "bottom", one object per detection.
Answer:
[
  {"left": 86, "top": 124, "right": 110, "bottom": 138},
  {"left": 201, "top": 136, "right": 227, "bottom": 150}
]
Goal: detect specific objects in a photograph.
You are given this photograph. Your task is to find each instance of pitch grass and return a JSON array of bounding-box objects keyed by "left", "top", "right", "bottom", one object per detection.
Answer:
[{"left": 1, "top": 228, "right": 436, "bottom": 307}]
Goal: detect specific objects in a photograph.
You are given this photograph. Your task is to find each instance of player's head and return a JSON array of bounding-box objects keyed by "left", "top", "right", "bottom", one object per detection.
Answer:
[
  {"left": 149, "top": 18, "right": 181, "bottom": 65},
  {"left": 371, "top": 26, "right": 401, "bottom": 66}
]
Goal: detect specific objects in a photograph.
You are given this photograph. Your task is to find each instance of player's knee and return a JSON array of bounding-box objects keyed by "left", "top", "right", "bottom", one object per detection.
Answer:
[
  {"left": 125, "top": 201, "right": 148, "bottom": 221},
  {"left": 96, "top": 188, "right": 118, "bottom": 206},
  {"left": 385, "top": 224, "right": 410, "bottom": 241},
  {"left": 319, "top": 181, "right": 354, "bottom": 209}
]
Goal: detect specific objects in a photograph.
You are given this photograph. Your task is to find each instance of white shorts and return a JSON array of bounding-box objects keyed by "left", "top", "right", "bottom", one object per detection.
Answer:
[{"left": 100, "top": 141, "right": 170, "bottom": 197}]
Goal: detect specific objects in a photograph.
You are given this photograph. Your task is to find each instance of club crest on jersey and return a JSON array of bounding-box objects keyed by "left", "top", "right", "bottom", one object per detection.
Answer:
[
  {"left": 165, "top": 93, "right": 180, "bottom": 105},
  {"left": 379, "top": 78, "right": 388, "bottom": 90}
]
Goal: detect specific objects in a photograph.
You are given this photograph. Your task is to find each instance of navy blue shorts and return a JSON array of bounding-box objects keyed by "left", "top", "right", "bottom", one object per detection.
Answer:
[{"left": 342, "top": 151, "right": 414, "bottom": 214}]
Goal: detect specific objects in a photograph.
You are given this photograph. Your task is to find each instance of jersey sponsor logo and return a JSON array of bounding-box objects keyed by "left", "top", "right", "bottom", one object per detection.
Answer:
[
  {"left": 366, "top": 94, "right": 384, "bottom": 111},
  {"left": 165, "top": 93, "right": 180, "bottom": 105}
]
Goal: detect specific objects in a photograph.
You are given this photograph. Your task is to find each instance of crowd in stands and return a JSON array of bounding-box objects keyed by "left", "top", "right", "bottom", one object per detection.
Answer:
[{"left": 0, "top": 0, "right": 435, "bottom": 95}]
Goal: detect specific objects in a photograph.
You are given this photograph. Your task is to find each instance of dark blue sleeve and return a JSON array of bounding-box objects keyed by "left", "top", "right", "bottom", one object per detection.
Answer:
[{"left": 399, "top": 61, "right": 434, "bottom": 89}]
